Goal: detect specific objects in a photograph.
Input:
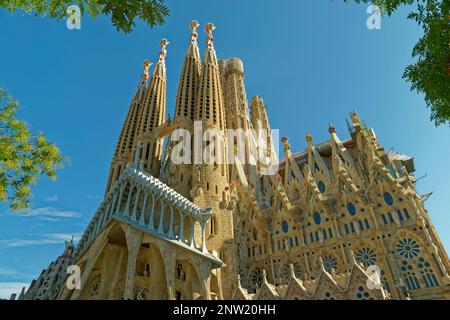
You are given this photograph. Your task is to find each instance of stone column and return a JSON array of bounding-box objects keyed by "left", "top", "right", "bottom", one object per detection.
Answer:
[
  {"left": 162, "top": 247, "right": 176, "bottom": 300},
  {"left": 189, "top": 219, "right": 195, "bottom": 248},
  {"left": 123, "top": 226, "right": 143, "bottom": 300},
  {"left": 201, "top": 221, "right": 207, "bottom": 253}
]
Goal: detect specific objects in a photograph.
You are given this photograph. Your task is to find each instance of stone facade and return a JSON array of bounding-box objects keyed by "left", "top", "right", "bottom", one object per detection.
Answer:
[{"left": 17, "top": 21, "right": 450, "bottom": 300}]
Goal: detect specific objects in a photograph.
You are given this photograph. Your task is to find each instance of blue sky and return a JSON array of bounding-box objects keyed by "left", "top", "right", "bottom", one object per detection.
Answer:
[{"left": 0, "top": 0, "right": 449, "bottom": 298}]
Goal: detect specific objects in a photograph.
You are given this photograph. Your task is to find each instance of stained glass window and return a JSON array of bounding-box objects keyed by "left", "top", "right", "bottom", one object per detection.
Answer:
[
  {"left": 384, "top": 192, "right": 394, "bottom": 205},
  {"left": 347, "top": 203, "right": 356, "bottom": 216}
]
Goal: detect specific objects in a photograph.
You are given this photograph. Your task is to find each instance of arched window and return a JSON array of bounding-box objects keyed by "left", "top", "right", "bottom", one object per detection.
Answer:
[
  {"left": 282, "top": 221, "right": 289, "bottom": 233},
  {"left": 210, "top": 216, "right": 217, "bottom": 236},
  {"left": 347, "top": 202, "right": 356, "bottom": 216},
  {"left": 317, "top": 181, "right": 326, "bottom": 193},
  {"left": 313, "top": 212, "right": 321, "bottom": 225},
  {"left": 396, "top": 238, "right": 440, "bottom": 290},
  {"left": 384, "top": 192, "right": 394, "bottom": 206}
]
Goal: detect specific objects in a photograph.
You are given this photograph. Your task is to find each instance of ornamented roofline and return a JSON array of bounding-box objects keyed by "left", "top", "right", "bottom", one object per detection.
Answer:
[
  {"left": 234, "top": 258, "right": 389, "bottom": 300},
  {"left": 120, "top": 164, "right": 212, "bottom": 219},
  {"left": 73, "top": 162, "right": 214, "bottom": 261}
]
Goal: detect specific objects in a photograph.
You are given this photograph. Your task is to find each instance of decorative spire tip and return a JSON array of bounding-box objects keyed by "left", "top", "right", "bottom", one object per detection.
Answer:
[
  {"left": 190, "top": 20, "right": 200, "bottom": 43},
  {"left": 205, "top": 23, "right": 216, "bottom": 48},
  {"left": 159, "top": 38, "right": 170, "bottom": 62},
  {"left": 140, "top": 59, "right": 152, "bottom": 85}
]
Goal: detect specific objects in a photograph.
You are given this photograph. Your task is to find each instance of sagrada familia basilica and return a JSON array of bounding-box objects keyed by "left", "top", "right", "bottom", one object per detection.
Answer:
[{"left": 15, "top": 21, "right": 450, "bottom": 300}]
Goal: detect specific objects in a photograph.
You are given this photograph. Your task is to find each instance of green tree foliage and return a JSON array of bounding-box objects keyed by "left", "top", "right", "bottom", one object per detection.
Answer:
[
  {"left": 0, "top": 89, "right": 65, "bottom": 211},
  {"left": 345, "top": 0, "right": 450, "bottom": 126},
  {"left": 0, "top": 0, "right": 169, "bottom": 33}
]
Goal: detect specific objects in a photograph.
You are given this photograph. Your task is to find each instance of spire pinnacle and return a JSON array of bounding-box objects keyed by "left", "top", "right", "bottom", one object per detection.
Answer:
[
  {"left": 190, "top": 20, "right": 200, "bottom": 44},
  {"left": 159, "top": 38, "right": 169, "bottom": 62},
  {"left": 328, "top": 123, "right": 336, "bottom": 134},
  {"left": 205, "top": 23, "right": 216, "bottom": 49},
  {"left": 262, "top": 269, "right": 268, "bottom": 283},
  {"left": 351, "top": 111, "right": 360, "bottom": 125},
  {"left": 140, "top": 59, "right": 152, "bottom": 87}
]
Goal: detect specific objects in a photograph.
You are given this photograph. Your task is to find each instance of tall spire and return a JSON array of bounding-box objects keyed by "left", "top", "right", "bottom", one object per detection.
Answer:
[
  {"left": 195, "top": 23, "right": 224, "bottom": 129},
  {"left": 174, "top": 21, "right": 201, "bottom": 122},
  {"left": 105, "top": 60, "right": 151, "bottom": 193},
  {"left": 134, "top": 39, "right": 169, "bottom": 177},
  {"left": 192, "top": 21, "right": 232, "bottom": 256},
  {"left": 219, "top": 57, "right": 251, "bottom": 176},
  {"left": 201, "top": 23, "right": 219, "bottom": 68},
  {"left": 167, "top": 21, "right": 202, "bottom": 199}
]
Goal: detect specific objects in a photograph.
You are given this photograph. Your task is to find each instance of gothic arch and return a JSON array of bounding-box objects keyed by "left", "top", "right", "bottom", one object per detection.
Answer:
[
  {"left": 127, "top": 186, "right": 138, "bottom": 218},
  {"left": 118, "top": 182, "right": 132, "bottom": 213},
  {"left": 162, "top": 204, "right": 172, "bottom": 234},
  {"left": 153, "top": 197, "right": 163, "bottom": 230},
  {"left": 143, "top": 193, "right": 155, "bottom": 226},
  {"left": 183, "top": 215, "right": 192, "bottom": 244},
  {"left": 193, "top": 220, "right": 202, "bottom": 249},
  {"left": 134, "top": 243, "right": 167, "bottom": 299},
  {"left": 172, "top": 208, "right": 181, "bottom": 239},
  {"left": 77, "top": 223, "right": 129, "bottom": 300},
  {"left": 134, "top": 189, "right": 144, "bottom": 222},
  {"left": 174, "top": 260, "right": 202, "bottom": 300}
]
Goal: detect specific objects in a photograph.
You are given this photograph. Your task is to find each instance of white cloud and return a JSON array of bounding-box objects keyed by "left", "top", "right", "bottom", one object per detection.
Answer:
[
  {"left": 0, "top": 233, "right": 82, "bottom": 248},
  {"left": 0, "top": 267, "right": 19, "bottom": 277},
  {"left": 43, "top": 195, "right": 58, "bottom": 202},
  {"left": 0, "top": 282, "right": 29, "bottom": 299},
  {"left": 22, "top": 207, "right": 82, "bottom": 219}
]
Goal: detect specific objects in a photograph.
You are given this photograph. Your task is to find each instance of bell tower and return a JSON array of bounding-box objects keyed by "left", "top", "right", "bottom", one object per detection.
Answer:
[{"left": 105, "top": 60, "right": 151, "bottom": 193}]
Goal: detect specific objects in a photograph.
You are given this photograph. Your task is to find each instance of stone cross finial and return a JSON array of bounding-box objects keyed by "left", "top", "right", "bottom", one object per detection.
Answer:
[
  {"left": 205, "top": 23, "right": 216, "bottom": 48},
  {"left": 159, "top": 38, "right": 170, "bottom": 62},
  {"left": 190, "top": 20, "right": 200, "bottom": 43}
]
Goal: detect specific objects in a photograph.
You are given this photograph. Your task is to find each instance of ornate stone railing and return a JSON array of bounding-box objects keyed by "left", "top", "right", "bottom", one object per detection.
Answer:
[{"left": 74, "top": 164, "right": 214, "bottom": 260}]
